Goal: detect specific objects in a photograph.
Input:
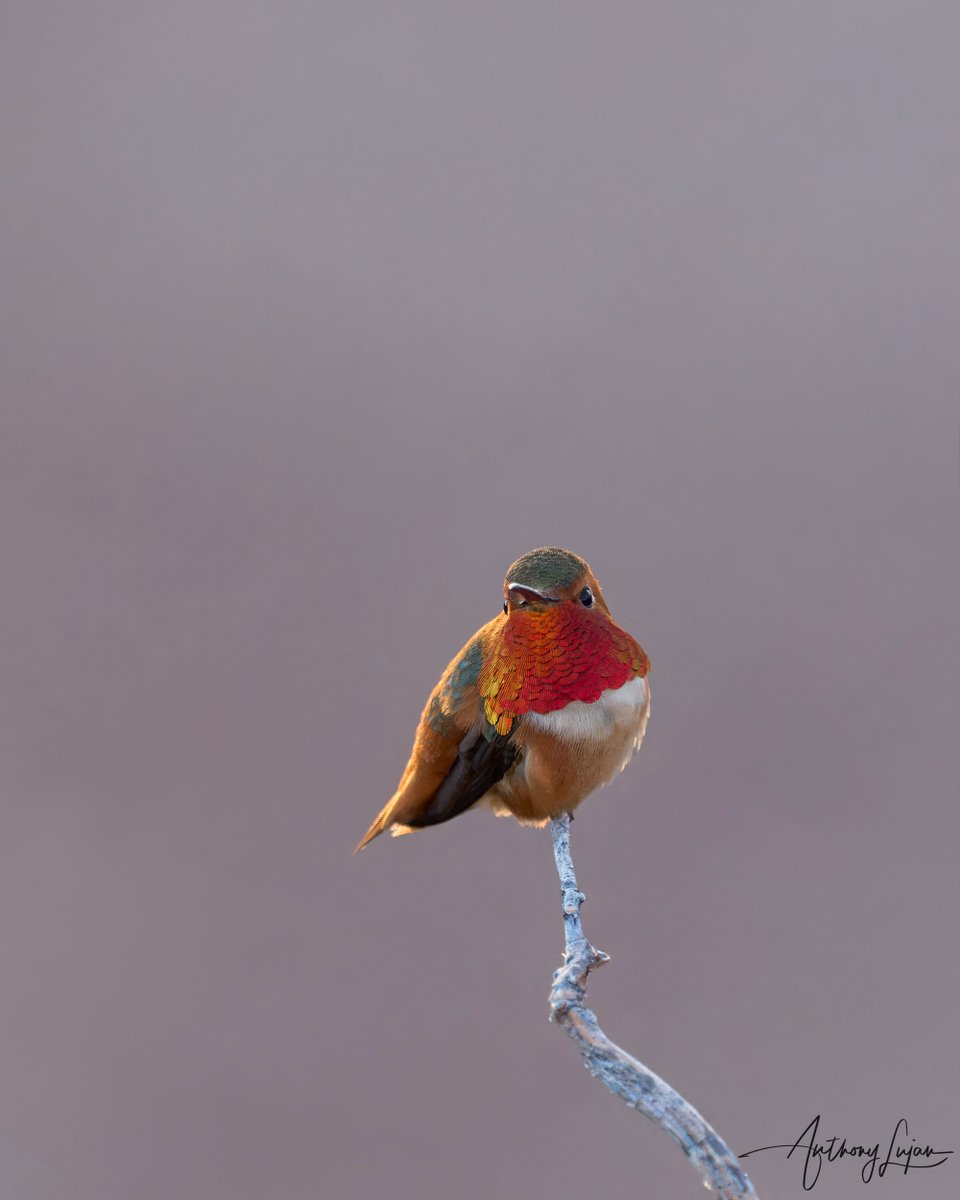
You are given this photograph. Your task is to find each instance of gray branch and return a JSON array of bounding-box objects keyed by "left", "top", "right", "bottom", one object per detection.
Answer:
[{"left": 548, "top": 814, "right": 759, "bottom": 1199}]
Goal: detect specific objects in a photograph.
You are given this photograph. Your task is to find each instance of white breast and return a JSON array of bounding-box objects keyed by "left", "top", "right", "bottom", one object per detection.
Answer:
[
  {"left": 484, "top": 674, "right": 650, "bottom": 823},
  {"left": 524, "top": 675, "right": 649, "bottom": 743}
]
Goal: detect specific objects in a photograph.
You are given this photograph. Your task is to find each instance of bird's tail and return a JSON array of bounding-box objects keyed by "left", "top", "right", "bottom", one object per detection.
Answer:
[{"left": 354, "top": 799, "right": 399, "bottom": 853}]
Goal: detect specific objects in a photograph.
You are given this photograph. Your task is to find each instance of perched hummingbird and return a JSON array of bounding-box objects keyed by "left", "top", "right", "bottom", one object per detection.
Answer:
[{"left": 356, "top": 547, "right": 650, "bottom": 851}]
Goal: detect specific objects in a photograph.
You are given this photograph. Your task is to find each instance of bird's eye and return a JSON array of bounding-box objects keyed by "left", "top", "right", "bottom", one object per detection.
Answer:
[
  {"left": 503, "top": 600, "right": 508, "bottom": 613},
  {"left": 579, "top": 587, "right": 594, "bottom": 608}
]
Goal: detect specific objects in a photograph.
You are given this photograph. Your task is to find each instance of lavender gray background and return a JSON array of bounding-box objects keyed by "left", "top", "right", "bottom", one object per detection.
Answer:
[{"left": 2, "top": 4, "right": 957, "bottom": 1199}]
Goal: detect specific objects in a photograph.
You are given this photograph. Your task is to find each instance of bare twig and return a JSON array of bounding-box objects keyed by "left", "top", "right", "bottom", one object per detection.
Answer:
[{"left": 548, "top": 814, "right": 759, "bottom": 1199}]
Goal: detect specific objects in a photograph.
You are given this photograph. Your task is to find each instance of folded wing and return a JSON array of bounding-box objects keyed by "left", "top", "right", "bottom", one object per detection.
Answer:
[{"left": 355, "top": 626, "right": 519, "bottom": 851}]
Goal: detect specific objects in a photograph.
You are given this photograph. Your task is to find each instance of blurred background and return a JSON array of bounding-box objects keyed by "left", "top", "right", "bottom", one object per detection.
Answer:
[{"left": 2, "top": 4, "right": 957, "bottom": 1198}]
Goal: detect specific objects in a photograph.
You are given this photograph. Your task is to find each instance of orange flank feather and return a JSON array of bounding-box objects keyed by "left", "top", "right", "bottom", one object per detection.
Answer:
[{"left": 354, "top": 626, "right": 492, "bottom": 851}]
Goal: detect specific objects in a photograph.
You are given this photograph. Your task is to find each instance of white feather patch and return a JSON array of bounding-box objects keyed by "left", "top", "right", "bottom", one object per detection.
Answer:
[{"left": 525, "top": 676, "right": 648, "bottom": 742}]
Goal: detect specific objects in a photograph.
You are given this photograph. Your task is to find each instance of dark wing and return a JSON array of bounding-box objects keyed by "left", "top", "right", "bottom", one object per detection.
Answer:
[
  {"left": 354, "top": 622, "right": 519, "bottom": 851},
  {"left": 403, "top": 727, "right": 518, "bottom": 828}
]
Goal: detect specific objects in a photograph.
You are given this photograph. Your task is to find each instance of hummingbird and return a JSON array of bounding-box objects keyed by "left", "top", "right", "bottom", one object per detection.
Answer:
[{"left": 355, "top": 547, "right": 650, "bottom": 851}]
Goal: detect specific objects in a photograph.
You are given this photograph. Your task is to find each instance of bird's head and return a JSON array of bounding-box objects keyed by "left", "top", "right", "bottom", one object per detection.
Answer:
[{"left": 502, "top": 546, "right": 610, "bottom": 618}]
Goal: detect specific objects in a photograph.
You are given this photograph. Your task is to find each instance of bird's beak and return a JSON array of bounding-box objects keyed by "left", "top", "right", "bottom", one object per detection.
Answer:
[{"left": 507, "top": 583, "right": 561, "bottom": 606}]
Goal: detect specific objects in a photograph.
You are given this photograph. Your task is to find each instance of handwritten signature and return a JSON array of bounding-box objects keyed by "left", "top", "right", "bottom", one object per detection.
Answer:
[{"left": 740, "top": 1114, "right": 953, "bottom": 1190}]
